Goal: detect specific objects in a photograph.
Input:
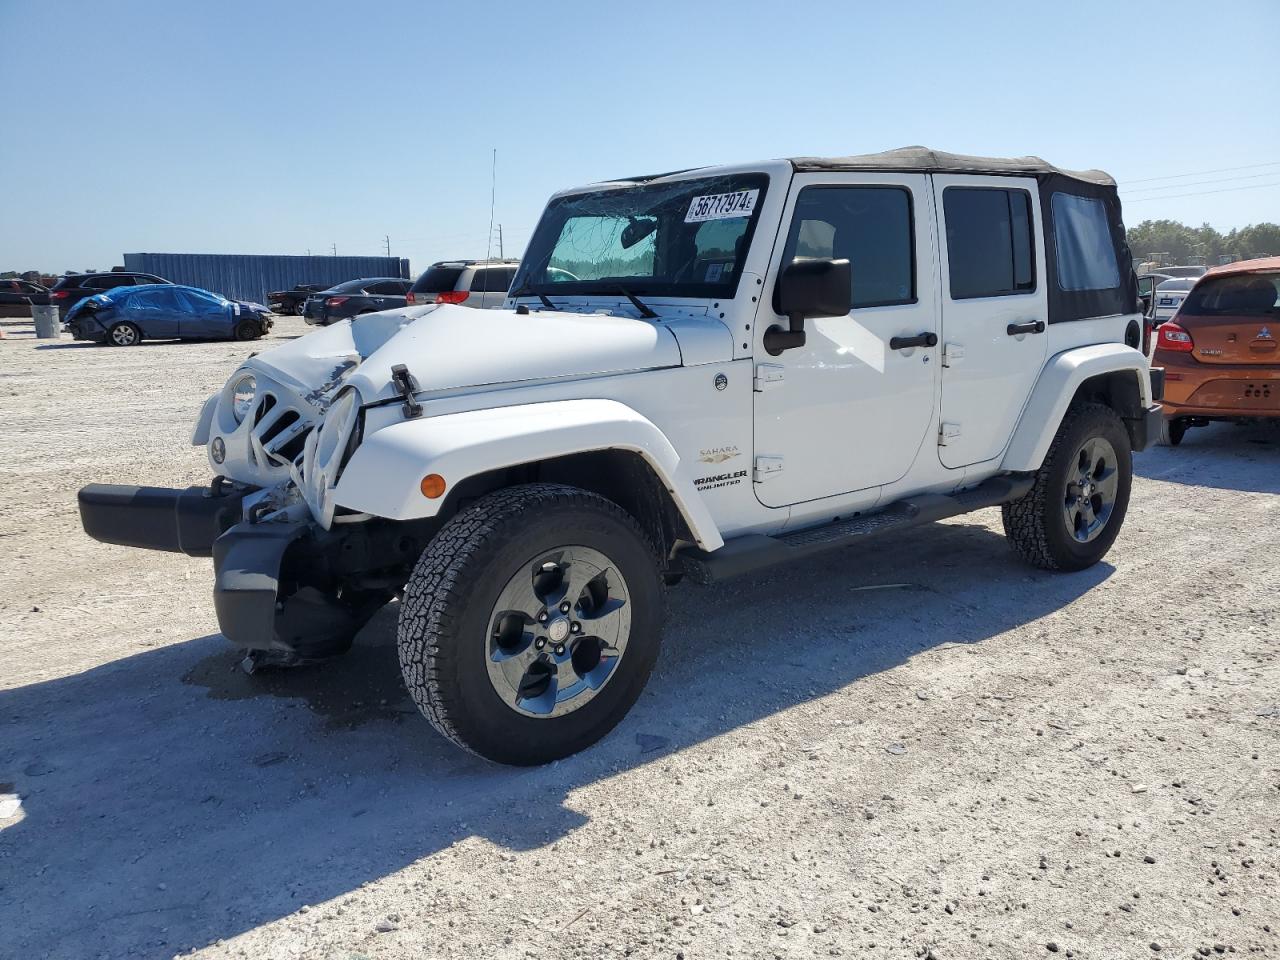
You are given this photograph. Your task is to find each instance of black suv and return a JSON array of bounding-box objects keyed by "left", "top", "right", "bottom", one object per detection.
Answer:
[
  {"left": 49, "top": 272, "right": 171, "bottom": 319},
  {"left": 302, "top": 277, "right": 412, "bottom": 326}
]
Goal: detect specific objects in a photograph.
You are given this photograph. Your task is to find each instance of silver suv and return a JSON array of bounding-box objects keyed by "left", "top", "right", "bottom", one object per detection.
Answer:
[{"left": 406, "top": 259, "right": 519, "bottom": 309}]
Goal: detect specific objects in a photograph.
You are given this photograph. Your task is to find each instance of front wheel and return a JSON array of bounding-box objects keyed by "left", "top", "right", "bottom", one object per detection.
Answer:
[
  {"left": 1002, "top": 402, "right": 1133, "bottom": 572},
  {"left": 398, "top": 483, "right": 664, "bottom": 765},
  {"left": 107, "top": 322, "right": 141, "bottom": 347},
  {"left": 234, "top": 319, "right": 264, "bottom": 341},
  {"left": 1158, "top": 417, "right": 1186, "bottom": 446}
]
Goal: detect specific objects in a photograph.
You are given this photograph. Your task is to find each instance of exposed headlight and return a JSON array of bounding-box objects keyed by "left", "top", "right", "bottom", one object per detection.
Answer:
[{"left": 231, "top": 374, "right": 257, "bottom": 423}]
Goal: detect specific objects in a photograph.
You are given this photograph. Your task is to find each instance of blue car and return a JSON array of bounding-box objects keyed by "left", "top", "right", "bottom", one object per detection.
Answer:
[{"left": 63, "top": 284, "right": 274, "bottom": 347}]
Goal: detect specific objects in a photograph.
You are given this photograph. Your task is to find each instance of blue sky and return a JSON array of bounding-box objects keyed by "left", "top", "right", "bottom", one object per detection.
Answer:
[{"left": 2, "top": 0, "right": 1277, "bottom": 274}]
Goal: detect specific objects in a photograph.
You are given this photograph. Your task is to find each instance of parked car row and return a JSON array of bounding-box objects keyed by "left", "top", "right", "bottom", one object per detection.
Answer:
[
  {"left": 0, "top": 278, "right": 50, "bottom": 317},
  {"left": 63, "top": 284, "right": 273, "bottom": 346}
]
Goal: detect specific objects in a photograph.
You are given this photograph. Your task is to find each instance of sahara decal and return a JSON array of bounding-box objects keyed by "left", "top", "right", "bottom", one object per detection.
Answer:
[{"left": 698, "top": 444, "right": 741, "bottom": 465}]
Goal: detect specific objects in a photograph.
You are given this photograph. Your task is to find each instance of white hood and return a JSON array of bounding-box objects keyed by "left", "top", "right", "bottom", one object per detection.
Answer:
[{"left": 246, "top": 304, "right": 682, "bottom": 403}]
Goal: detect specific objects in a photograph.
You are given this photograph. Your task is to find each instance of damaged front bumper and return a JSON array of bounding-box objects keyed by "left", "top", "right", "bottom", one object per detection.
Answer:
[{"left": 78, "top": 482, "right": 391, "bottom": 659}]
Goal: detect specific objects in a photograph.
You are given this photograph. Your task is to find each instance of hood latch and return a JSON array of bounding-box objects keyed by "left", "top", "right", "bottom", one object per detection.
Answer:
[{"left": 390, "top": 364, "right": 423, "bottom": 419}]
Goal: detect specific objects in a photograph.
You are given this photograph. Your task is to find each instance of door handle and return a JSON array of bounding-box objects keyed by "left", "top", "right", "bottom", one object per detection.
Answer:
[
  {"left": 1006, "top": 320, "right": 1046, "bottom": 336},
  {"left": 889, "top": 332, "right": 938, "bottom": 350}
]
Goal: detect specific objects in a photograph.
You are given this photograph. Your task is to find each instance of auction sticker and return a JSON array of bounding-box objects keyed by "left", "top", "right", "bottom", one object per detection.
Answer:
[{"left": 685, "top": 189, "right": 759, "bottom": 223}]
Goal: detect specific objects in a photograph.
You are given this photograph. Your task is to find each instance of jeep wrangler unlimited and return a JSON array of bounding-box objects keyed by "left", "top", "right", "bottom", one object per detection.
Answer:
[{"left": 79, "top": 147, "right": 1162, "bottom": 765}]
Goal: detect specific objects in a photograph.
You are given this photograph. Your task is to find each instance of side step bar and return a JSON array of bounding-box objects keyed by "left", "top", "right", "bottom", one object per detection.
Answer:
[{"left": 677, "top": 475, "right": 1034, "bottom": 584}]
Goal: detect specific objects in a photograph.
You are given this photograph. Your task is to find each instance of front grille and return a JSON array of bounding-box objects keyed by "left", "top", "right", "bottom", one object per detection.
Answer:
[{"left": 250, "top": 391, "right": 315, "bottom": 469}]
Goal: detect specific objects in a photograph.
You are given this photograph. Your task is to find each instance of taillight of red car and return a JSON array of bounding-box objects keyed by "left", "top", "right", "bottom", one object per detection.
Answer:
[
  {"left": 1156, "top": 321, "right": 1195, "bottom": 353},
  {"left": 405, "top": 292, "right": 416, "bottom": 304},
  {"left": 51, "top": 290, "right": 70, "bottom": 300},
  {"left": 326, "top": 296, "right": 350, "bottom": 308},
  {"left": 434, "top": 290, "right": 468, "bottom": 304}
]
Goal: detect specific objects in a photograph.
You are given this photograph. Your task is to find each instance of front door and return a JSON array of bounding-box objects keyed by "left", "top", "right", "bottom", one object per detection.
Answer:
[
  {"left": 932, "top": 176, "right": 1049, "bottom": 469},
  {"left": 753, "top": 173, "right": 939, "bottom": 508}
]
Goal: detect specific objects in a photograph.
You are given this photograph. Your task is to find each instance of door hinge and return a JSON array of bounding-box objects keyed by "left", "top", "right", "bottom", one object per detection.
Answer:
[
  {"left": 938, "top": 422, "right": 961, "bottom": 445},
  {"left": 942, "top": 342, "right": 965, "bottom": 367},
  {"left": 753, "top": 456, "right": 784, "bottom": 482},
  {"left": 754, "top": 363, "right": 785, "bottom": 392}
]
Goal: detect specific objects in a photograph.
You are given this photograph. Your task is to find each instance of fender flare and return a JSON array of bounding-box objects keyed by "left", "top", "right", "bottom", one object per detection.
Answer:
[
  {"left": 1002, "top": 343, "right": 1154, "bottom": 472},
  {"left": 332, "top": 398, "right": 725, "bottom": 551}
]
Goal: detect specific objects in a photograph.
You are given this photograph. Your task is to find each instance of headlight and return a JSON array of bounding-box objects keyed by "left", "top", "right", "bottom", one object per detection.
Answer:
[{"left": 231, "top": 374, "right": 257, "bottom": 423}]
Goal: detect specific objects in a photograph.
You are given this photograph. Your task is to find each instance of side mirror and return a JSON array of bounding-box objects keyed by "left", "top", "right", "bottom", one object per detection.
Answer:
[{"left": 766, "top": 258, "right": 852, "bottom": 355}]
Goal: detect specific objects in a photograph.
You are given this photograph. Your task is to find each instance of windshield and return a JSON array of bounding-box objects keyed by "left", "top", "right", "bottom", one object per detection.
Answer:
[
  {"left": 1181, "top": 273, "right": 1279, "bottom": 316},
  {"left": 511, "top": 172, "right": 770, "bottom": 300}
]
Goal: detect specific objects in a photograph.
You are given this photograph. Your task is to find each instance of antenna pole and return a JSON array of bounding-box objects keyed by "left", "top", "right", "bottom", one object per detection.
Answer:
[{"left": 486, "top": 148, "right": 496, "bottom": 262}]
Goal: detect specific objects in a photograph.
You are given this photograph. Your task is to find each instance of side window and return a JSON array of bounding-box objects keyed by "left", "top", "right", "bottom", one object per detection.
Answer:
[
  {"left": 1051, "top": 193, "right": 1121, "bottom": 292},
  {"left": 780, "top": 185, "right": 915, "bottom": 308},
  {"left": 470, "top": 269, "right": 511, "bottom": 292},
  {"left": 366, "top": 281, "right": 399, "bottom": 295},
  {"left": 87, "top": 275, "right": 129, "bottom": 289},
  {"left": 943, "top": 187, "right": 1035, "bottom": 299},
  {"left": 175, "top": 289, "right": 224, "bottom": 312}
]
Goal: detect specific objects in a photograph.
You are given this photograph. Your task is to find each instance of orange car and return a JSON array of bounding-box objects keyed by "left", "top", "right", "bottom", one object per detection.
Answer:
[{"left": 1152, "top": 256, "right": 1279, "bottom": 445}]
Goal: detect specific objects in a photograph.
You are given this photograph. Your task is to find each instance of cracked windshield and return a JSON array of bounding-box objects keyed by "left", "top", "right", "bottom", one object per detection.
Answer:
[{"left": 513, "top": 173, "right": 770, "bottom": 300}]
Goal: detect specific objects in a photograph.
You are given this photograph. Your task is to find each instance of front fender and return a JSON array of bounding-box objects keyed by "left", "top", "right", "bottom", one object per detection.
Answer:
[
  {"left": 1002, "top": 343, "right": 1153, "bottom": 472},
  {"left": 332, "top": 398, "right": 724, "bottom": 551}
]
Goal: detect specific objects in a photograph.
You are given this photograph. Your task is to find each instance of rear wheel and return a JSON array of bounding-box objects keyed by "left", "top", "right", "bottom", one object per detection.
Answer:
[
  {"left": 107, "top": 322, "right": 141, "bottom": 347},
  {"left": 1158, "top": 417, "right": 1186, "bottom": 446},
  {"left": 1003, "top": 402, "right": 1133, "bottom": 571},
  {"left": 398, "top": 483, "right": 663, "bottom": 765}
]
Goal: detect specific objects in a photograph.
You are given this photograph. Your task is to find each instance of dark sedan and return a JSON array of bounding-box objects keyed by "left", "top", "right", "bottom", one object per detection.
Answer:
[
  {"left": 64, "top": 284, "right": 273, "bottom": 346},
  {"left": 48, "top": 271, "right": 172, "bottom": 319},
  {"left": 302, "top": 277, "right": 412, "bottom": 325},
  {"left": 0, "top": 278, "right": 50, "bottom": 318}
]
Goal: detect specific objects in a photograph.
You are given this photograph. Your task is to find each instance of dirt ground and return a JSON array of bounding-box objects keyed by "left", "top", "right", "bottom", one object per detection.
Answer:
[{"left": 1, "top": 315, "right": 1277, "bottom": 960}]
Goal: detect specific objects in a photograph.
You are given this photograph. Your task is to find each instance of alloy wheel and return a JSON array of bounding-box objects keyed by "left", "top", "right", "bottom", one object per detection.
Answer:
[
  {"left": 1062, "top": 436, "right": 1119, "bottom": 543},
  {"left": 485, "top": 546, "right": 632, "bottom": 718},
  {"left": 110, "top": 324, "right": 138, "bottom": 346}
]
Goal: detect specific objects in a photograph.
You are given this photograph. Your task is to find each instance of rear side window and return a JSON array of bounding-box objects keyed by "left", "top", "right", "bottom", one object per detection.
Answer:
[
  {"left": 366, "top": 280, "right": 403, "bottom": 295},
  {"left": 1181, "top": 274, "right": 1279, "bottom": 317},
  {"left": 470, "top": 268, "right": 515, "bottom": 293},
  {"left": 412, "top": 266, "right": 465, "bottom": 294},
  {"left": 780, "top": 185, "right": 915, "bottom": 308},
  {"left": 943, "top": 187, "right": 1035, "bottom": 299},
  {"left": 1051, "top": 194, "right": 1121, "bottom": 292},
  {"left": 87, "top": 274, "right": 137, "bottom": 289}
]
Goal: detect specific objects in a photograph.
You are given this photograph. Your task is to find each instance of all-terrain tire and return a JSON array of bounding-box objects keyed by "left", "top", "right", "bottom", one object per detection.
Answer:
[
  {"left": 398, "top": 483, "right": 664, "bottom": 765},
  {"left": 1002, "top": 402, "right": 1133, "bottom": 572}
]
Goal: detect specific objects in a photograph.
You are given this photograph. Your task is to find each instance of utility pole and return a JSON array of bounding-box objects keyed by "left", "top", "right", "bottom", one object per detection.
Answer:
[
  {"left": 485, "top": 148, "right": 496, "bottom": 262},
  {"left": 331, "top": 243, "right": 337, "bottom": 257},
  {"left": 384, "top": 234, "right": 391, "bottom": 256}
]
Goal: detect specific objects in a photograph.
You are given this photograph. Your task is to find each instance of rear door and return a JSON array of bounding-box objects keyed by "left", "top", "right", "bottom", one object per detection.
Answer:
[
  {"left": 125, "top": 288, "right": 182, "bottom": 338},
  {"left": 932, "top": 176, "right": 1048, "bottom": 469},
  {"left": 175, "top": 288, "right": 232, "bottom": 338}
]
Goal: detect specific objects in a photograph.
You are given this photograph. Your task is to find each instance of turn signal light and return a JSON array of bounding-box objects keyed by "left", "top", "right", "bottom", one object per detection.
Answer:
[
  {"left": 420, "top": 474, "right": 446, "bottom": 499},
  {"left": 434, "top": 290, "right": 468, "bottom": 304},
  {"left": 1156, "top": 322, "right": 1195, "bottom": 353}
]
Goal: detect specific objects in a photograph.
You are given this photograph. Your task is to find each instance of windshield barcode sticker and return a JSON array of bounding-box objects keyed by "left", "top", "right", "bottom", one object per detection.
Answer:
[{"left": 685, "top": 189, "right": 759, "bottom": 223}]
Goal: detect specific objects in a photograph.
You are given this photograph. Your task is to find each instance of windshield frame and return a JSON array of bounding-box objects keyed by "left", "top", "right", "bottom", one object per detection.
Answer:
[{"left": 511, "top": 171, "right": 772, "bottom": 302}]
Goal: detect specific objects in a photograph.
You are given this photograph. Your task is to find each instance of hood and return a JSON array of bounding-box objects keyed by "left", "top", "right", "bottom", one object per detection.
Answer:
[
  {"left": 233, "top": 300, "right": 269, "bottom": 315},
  {"left": 245, "top": 303, "right": 682, "bottom": 402}
]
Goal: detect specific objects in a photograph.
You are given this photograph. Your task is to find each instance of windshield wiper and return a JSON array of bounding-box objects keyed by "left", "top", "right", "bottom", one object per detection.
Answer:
[
  {"left": 598, "top": 285, "right": 657, "bottom": 319},
  {"left": 509, "top": 283, "right": 557, "bottom": 311}
]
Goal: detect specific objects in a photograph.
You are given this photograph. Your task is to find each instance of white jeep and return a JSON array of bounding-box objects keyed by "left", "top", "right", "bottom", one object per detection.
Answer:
[{"left": 79, "top": 147, "right": 1163, "bottom": 765}]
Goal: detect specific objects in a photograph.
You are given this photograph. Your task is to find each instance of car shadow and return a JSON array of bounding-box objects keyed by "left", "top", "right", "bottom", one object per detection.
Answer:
[
  {"left": 0, "top": 518, "right": 1111, "bottom": 959},
  {"left": 1135, "top": 420, "right": 1280, "bottom": 494}
]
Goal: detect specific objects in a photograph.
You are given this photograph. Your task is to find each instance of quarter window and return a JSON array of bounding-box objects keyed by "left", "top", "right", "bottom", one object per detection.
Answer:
[
  {"left": 1051, "top": 193, "right": 1121, "bottom": 292},
  {"left": 470, "top": 268, "right": 515, "bottom": 293},
  {"left": 943, "top": 187, "right": 1035, "bottom": 299},
  {"left": 780, "top": 185, "right": 916, "bottom": 309}
]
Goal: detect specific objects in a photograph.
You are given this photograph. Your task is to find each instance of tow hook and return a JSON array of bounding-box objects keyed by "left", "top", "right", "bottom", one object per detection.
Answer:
[{"left": 390, "top": 364, "right": 423, "bottom": 419}]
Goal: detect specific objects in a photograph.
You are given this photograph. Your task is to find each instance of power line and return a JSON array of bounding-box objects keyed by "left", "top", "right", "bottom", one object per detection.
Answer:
[
  {"left": 1122, "top": 160, "right": 1280, "bottom": 185},
  {"left": 1123, "top": 180, "right": 1280, "bottom": 203},
  {"left": 1121, "top": 171, "right": 1280, "bottom": 195}
]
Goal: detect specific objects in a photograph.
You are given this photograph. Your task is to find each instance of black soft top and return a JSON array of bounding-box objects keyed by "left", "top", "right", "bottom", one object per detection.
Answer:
[{"left": 789, "top": 146, "right": 1116, "bottom": 187}]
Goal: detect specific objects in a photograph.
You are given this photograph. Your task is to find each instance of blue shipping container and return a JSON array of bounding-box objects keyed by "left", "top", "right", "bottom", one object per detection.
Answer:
[{"left": 121, "top": 253, "right": 412, "bottom": 305}]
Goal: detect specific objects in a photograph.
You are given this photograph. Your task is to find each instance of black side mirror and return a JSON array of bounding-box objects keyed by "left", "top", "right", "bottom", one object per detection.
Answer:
[{"left": 765, "top": 258, "right": 852, "bottom": 355}]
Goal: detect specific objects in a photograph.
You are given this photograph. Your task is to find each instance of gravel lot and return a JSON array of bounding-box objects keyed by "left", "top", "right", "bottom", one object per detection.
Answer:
[{"left": 1, "top": 316, "right": 1277, "bottom": 960}]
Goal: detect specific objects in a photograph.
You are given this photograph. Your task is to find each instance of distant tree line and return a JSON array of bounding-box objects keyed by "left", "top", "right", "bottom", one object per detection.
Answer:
[{"left": 1127, "top": 220, "right": 1279, "bottom": 266}]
